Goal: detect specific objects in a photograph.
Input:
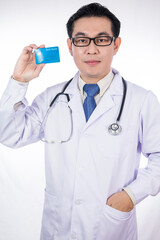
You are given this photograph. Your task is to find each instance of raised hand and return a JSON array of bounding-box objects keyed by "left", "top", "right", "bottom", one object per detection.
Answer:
[{"left": 13, "top": 44, "right": 45, "bottom": 82}]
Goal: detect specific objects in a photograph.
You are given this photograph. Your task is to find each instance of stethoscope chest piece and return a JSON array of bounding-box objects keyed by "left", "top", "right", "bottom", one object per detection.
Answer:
[{"left": 108, "top": 123, "right": 122, "bottom": 136}]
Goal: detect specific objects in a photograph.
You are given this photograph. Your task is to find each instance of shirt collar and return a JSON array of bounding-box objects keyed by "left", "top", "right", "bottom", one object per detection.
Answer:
[{"left": 78, "top": 70, "right": 114, "bottom": 97}]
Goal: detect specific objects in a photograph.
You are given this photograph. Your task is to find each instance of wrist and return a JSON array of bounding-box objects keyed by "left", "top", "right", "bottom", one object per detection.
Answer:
[
  {"left": 12, "top": 75, "right": 28, "bottom": 83},
  {"left": 11, "top": 76, "right": 29, "bottom": 86}
]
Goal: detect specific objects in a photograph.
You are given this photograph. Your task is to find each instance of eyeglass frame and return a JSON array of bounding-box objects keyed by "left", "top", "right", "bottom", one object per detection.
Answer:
[{"left": 71, "top": 36, "right": 116, "bottom": 47}]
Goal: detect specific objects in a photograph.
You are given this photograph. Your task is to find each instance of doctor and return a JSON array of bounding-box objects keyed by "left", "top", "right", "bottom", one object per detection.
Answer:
[{"left": 0, "top": 2, "right": 160, "bottom": 240}]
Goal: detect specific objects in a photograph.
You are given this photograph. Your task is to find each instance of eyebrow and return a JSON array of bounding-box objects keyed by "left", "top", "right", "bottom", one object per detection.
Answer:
[
  {"left": 74, "top": 32, "right": 86, "bottom": 37},
  {"left": 74, "top": 31, "right": 110, "bottom": 37},
  {"left": 97, "top": 32, "right": 110, "bottom": 36}
]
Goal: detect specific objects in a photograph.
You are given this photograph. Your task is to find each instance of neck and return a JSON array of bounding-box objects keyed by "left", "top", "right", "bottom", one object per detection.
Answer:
[{"left": 80, "top": 71, "right": 111, "bottom": 84}]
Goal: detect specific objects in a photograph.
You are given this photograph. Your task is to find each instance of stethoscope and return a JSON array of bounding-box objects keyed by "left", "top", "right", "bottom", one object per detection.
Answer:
[
  {"left": 108, "top": 77, "right": 127, "bottom": 135},
  {"left": 40, "top": 77, "right": 127, "bottom": 143}
]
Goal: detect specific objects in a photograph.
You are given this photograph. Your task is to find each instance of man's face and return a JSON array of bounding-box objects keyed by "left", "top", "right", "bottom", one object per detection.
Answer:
[{"left": 67, "top": 17, "right": 121, "bottom": 83}]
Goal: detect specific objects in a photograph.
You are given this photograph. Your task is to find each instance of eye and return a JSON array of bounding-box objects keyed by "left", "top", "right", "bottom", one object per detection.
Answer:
[
  {"left": 80, "top": 38, "right": 87, "bottom": 43},
  {"left": 97, "top": 37, "right": 110, "bottom": 43},
  {"left": 76, "top": 38, "right": 87, "bottom": 43}
]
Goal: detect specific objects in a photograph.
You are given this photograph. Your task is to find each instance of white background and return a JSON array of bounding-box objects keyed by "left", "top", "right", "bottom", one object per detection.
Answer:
[{"left": 0, "top": 0, "right": 160, "bottom": 239}]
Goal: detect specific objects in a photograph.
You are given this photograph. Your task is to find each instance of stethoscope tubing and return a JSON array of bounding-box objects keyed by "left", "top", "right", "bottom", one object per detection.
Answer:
[
  {"left": 116, "top": 78, "right": 127, "bottom": 122},
  {"left": 48, "top": 76, "right": 127, "bottom": 136},
  {"left": 50, "top": 78, "right": 73, "bottom": 107}
]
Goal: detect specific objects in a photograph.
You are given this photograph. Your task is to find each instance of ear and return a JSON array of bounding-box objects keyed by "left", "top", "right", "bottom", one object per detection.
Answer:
[
  {"left": 113, "top": 37, "right": 121, "bottom": 55},
  {"left": 67, "top": 38, "right": 73, "bottom": 56}
]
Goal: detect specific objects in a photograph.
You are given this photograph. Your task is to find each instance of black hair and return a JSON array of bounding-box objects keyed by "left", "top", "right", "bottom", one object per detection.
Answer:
[{"left": 66, "top": 2, "right": 121, "bottom": 39}]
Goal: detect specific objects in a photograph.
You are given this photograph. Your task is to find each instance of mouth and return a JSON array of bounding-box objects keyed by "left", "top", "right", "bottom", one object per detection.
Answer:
[{"left": 84, "top": 60, "right": 101, "bottom": 66}]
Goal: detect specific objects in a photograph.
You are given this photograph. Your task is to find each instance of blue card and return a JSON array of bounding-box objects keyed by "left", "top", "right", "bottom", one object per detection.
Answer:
[{"left": 34, "top": 46, "right": 60, "bottom": 64}]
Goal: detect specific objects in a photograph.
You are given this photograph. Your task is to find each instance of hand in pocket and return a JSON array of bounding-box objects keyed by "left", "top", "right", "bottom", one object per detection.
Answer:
[{"left": 106, "top": 190, "right": 134, "bottom": 212}]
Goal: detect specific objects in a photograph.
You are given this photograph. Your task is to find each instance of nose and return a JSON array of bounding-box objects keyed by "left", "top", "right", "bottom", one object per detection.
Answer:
[{"left": 86, "top": 40, "right": 99, "bottom": 55}]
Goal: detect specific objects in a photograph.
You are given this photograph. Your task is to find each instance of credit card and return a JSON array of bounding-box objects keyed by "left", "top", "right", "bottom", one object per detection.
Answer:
[{"left": 34, "top": 46, "right": 60, "bottom": 64}]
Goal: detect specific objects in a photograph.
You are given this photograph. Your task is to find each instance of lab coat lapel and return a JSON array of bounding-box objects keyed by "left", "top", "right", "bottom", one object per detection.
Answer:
[
  {"left": 65, "top": 72, "right": 123, "bottom": 130},
  {"left": 84, "top": 74, "right": 124, "bottom": 127},
  {"left": 65, "top": 73, "right": 86, "bottom": 129}
]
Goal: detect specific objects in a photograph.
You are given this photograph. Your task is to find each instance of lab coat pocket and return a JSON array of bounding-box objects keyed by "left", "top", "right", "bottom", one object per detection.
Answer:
[
  {"left": 97, "top": 204, "right": 137, "bottom": 240},
  {"left": 40, "top": 190, "right": 58, "bottom": 240}
]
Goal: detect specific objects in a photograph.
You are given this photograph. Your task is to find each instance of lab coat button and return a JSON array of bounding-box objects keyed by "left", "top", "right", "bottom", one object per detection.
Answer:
[
  {"left": 71, "top": 232, "right": 77, "bottom": 239},
  {"left": 75, "top": 199, "right": 81, "bottom": 205},
  {"left": 79, "top": 167, "right": 83, "bottom": 171}
]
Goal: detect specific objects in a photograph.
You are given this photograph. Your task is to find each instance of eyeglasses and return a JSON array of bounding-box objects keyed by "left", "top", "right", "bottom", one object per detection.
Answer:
[{"left": 71, "top": 36, "right": 115, "bottom": 47}]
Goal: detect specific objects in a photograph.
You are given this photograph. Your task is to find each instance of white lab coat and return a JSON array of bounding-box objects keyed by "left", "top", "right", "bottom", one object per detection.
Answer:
[{"left": 0, "top": 69, "right": 160, "bottom": 240}]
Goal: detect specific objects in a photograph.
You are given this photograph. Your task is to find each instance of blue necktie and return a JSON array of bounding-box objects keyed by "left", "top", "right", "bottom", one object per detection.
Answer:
[{"left": 83, "top": 84, "right": 100, "bottom": 121}]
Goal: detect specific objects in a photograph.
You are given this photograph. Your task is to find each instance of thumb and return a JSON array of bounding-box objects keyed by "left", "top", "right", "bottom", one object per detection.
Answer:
[{"left": 38, "top": 44, "right": 45, "bottom": 49}]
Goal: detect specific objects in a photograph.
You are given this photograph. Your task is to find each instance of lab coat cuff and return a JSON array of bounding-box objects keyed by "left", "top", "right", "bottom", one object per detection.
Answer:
[
  {"left": 2, "top": 77, "right": 29, "bottom": 111},
  {"left": 5, "top": 77, "right": 29, "bottom": 94},
  {"left": 12, "top": 76, "right": 29, "bottom": 86},
  {"left": 123, "top": 187, "right": 137, "bottom": 206}
]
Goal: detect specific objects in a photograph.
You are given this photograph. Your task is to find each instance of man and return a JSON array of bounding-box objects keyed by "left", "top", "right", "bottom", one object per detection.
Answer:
[{"left": 0, "top": 2, "right": 160, "bottom": 240}]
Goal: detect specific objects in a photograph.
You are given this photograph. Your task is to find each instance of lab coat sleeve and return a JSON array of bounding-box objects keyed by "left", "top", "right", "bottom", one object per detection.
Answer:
[
  {"left": 128, "top": 91, "right": 160, "bottom": 204},
  {"left": 0, "top": 78, "right": 46, "bottom": 148}
]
